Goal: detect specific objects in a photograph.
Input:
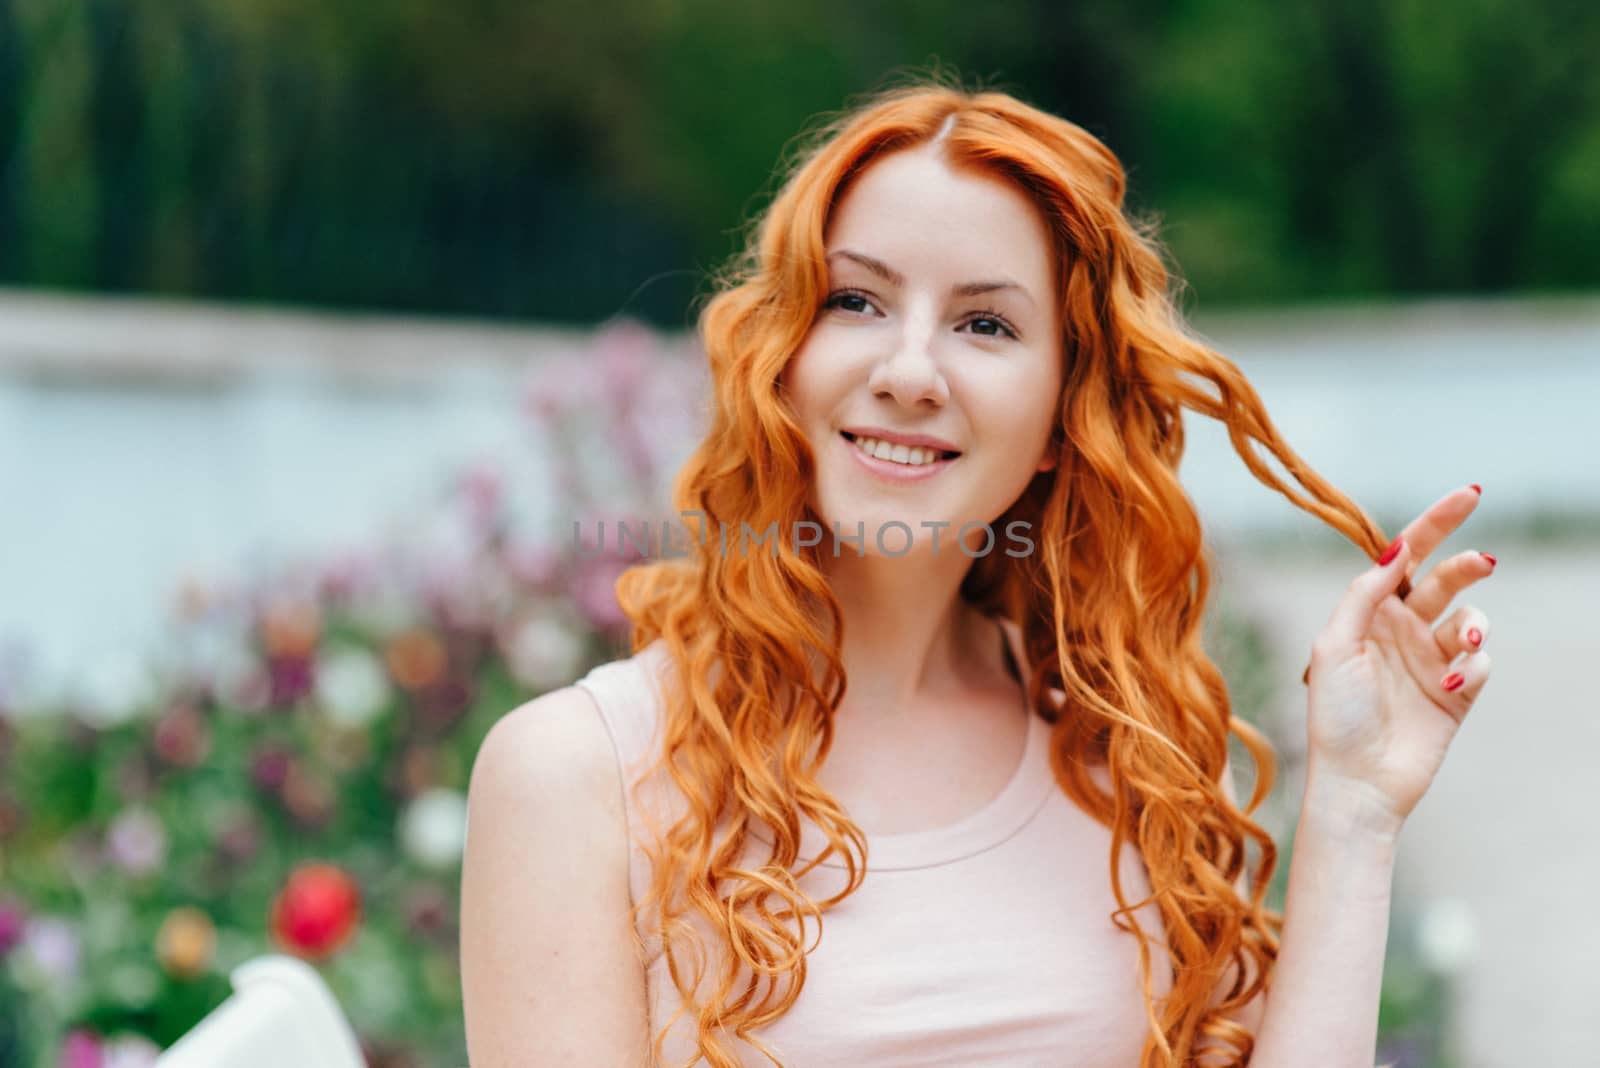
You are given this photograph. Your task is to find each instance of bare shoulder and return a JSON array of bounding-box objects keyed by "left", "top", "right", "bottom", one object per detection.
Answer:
[
  {"left": 468, "top": 686, "right": 622, "bottom": 810},
  {"left": 460, "top": 685, "right": 650, "bottom": 1067}
]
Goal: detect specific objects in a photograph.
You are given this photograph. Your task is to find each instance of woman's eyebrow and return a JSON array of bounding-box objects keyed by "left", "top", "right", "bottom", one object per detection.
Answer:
[{"left": 826, "top": 249, "right": 1035, "bottom": 308}]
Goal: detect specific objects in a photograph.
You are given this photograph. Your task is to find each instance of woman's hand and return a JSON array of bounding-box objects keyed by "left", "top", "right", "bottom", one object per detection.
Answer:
[{"left": 1302, "top": 484, "right": 1496, "bottom": 833}]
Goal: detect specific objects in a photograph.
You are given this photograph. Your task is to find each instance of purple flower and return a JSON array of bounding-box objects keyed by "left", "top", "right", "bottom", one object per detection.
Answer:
[
  {"left": 266, "top": 655, "right": 314, "bottom": 706},
  {"left": 22, "top": 916, "right": 82, "bottom": 985},
  {"left": 250, "top": 745, "right": 292, "bottom": 790},
  {"left": 106, "top": 807, "right": 167, "bottom": 876}
]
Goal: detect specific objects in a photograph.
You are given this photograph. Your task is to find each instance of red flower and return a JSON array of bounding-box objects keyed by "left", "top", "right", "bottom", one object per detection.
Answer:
[{"left": 269, "top": 862, "right": 362, "bottom": 960}]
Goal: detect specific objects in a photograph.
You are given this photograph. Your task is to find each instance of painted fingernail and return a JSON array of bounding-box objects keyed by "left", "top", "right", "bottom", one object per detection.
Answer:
[
  {"left": 1442, "top": 672, "right": 1465, "bottom": 692},
  {"left": 1378, "top": 536, "right": 1404, "bottom": 566},
  {"left": 1470, "top": 483, "right": 1482, "bottom": 495},
  {"left": 1467, "top": 627, "right": 1482, "bottom": 647},
  {"left": 1480, "top": 552, "right": 1497, "bottom": 567}
]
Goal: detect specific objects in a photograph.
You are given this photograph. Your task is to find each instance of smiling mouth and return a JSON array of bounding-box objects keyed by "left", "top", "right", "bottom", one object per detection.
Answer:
[{"left": 840, "top": 431, "right": 961, "bottom": 465}]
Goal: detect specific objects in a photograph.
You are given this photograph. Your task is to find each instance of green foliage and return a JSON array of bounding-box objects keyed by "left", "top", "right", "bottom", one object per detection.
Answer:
[{"left": 0, "top": 0, "right": 1595, "bottom": 324}]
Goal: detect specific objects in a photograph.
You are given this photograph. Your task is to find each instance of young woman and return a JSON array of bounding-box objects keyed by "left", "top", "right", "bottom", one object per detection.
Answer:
[{"left": 460, "top": 78, "right": 1495, "bottom": 1068}]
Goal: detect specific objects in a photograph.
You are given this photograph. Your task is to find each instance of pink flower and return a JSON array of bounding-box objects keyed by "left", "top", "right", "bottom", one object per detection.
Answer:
[
  {"left": 58, "top": 1029, "right": 102, "bottom": 1068},
  {"left": 0, "top": 898, "right": 26, "bottom": 956}
]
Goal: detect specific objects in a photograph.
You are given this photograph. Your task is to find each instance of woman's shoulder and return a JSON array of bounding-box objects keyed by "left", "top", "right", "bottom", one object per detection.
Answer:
[
  {"left": 469, "top": 641, "right": 669, "bottom": 813},
  {"left": 470, "top": 686, "right": 619, "bottom": 812},
  {"left": 461, "top": 683, "right": 632, "bottom": 883}
]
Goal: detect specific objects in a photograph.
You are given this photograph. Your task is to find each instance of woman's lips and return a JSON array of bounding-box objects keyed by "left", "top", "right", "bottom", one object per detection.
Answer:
[{"left": 839, "top": 431, "right": 958, "bottom": 484}]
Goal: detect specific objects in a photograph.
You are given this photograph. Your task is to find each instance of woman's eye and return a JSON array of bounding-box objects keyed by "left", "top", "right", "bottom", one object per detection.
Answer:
[
  {"left": 962, "top": 314, "right": 1018, "bottom": 340},
  {"left": 824, "top": 291, "right": 875, "bottom": 315},
  {"left": 823, "top": 291, "right": 1018, "bottom": 340}
]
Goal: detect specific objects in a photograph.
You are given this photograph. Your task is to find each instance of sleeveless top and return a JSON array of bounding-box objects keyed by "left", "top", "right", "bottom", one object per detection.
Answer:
[{"left": 574, "top": 628, "right": 1176, "bottom": 1067}]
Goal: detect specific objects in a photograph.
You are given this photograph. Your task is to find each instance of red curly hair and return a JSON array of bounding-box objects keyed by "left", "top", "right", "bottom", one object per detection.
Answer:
[{"left": 611, "top": 72, "right": 1400, "bottom": 1068}]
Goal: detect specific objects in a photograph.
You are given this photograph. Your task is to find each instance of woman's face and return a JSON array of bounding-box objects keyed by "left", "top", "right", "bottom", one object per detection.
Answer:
[{"left": 780, "top": 146, "right": 1063, "bottom": 559}]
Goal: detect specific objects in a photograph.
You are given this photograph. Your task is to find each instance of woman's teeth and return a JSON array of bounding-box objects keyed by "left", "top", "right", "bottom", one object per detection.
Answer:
[{"left": 846, "top": 434, "right": 953, "bottom": 466}]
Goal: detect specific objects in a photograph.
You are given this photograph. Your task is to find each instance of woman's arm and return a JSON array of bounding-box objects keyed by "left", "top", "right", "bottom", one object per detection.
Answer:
[
  {"left": 1245, "top": 767, "right": 1400, "bottom": 1067},
  {"left": 459, "top": 688, "right": 653, "bottom": 1067},
  {"left": 1251, "top": 483, "right": 1494, "bottom": 1066}
]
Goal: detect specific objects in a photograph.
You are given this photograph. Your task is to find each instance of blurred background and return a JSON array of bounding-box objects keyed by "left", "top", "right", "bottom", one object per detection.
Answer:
[{"left": 1, "top": 2, "right": 1597, "bottom": 1066}]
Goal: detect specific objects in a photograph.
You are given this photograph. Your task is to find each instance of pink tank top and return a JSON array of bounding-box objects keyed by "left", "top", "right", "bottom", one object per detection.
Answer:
[{"left": 574, "top": 634, "right": 1175, "bottom": 1067}]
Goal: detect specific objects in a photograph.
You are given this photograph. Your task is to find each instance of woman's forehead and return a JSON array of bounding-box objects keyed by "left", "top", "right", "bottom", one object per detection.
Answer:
[
  {"left": 825, "top": 149, "right": 1056, "bottom": 291},
  {"left": 825, "top": 151, "right": 1062, "bottom": 302}
]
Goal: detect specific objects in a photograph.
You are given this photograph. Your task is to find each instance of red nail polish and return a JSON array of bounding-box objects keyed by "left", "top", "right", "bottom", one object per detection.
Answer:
[
  {"left": 1467, "top": 627, "right": 1482, "bottom": 647},
  {"left": 1378, "top": 536, "right": 1404, "bottom": 566},
  {"left": 1442, "top": 673, "right": 1465, "bottom": 692},
  {"left": 1480, "top": 552, "right": 1497, "bottom": 567},
  {"left": 1470, "top": 483, "right": 1482, "bottom": 495}
]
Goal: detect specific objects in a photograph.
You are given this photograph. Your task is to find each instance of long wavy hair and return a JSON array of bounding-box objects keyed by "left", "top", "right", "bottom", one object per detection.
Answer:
[{"left": 611, "top": 74, "right": 1400, "bottom": 1068}]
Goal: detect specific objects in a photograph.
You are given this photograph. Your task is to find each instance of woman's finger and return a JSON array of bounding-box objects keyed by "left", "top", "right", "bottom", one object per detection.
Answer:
[
  {"left": 1437, "top": 650, "right": 1492, "bottom": 724},
  {"left": 1432, "top": 604, "right": 1490, "bottom": 661},
  {"left": 1388, "top": 485, "right": 1483, "bottom": 586},
  {"left": 1315, "top": 536, "right": 1411, "bottom": 665},
  {"left": 1405, "top": 549, "right": 1499, "bottom": 622}
]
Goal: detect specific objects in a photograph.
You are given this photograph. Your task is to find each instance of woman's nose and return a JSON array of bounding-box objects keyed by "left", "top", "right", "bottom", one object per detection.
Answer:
[{"left": 866, "top": 323, "right": 948, "bottom": 408}]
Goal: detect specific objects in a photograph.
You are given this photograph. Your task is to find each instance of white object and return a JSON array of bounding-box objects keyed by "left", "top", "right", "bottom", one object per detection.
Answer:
[
  {"left": 154, "top": 954, "right": 366, "bottom": 1068},
  {"left": 400, "top": 787, "right": 469, "bottom": 870}
]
